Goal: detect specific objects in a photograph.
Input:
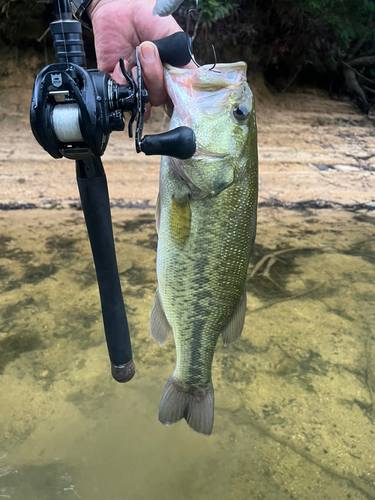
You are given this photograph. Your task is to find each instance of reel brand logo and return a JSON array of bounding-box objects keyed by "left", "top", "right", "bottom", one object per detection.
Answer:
[{"left": 51, "top": 74, "right": 62, "bottom": 88}]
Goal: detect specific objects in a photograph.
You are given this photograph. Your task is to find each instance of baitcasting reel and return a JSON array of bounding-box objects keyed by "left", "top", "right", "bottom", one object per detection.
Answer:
[
  {"left": 30, "top": 0, "right": 195, "bottom": 384},
  {"left": 30, "top": 1, "right": 195, "bottom": 161}
]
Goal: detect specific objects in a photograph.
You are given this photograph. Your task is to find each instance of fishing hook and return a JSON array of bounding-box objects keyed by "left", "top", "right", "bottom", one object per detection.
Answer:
[{"left": 186, "top": 8, "right": 219, "bottom": 72}]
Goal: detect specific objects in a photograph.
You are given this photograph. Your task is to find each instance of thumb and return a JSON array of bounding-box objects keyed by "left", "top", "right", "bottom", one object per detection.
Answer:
[{"left": 138, "top": 41, "right": 167, "bottom": 107}]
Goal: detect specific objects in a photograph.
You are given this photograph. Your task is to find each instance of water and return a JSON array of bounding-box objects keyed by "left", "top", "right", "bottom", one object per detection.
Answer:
[{"left": 0, "top": 206, "right": 375, "bottom": 500}]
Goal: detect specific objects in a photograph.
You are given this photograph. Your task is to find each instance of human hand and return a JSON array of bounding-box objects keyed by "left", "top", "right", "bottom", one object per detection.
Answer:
[{"left": 88, "top": 0, "right": 188, "bottom": 118}]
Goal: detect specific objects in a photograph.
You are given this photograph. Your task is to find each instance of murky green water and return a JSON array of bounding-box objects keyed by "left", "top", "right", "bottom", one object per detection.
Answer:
[{"left": 0, "top": 206, "right": 375, "bottom": 500}]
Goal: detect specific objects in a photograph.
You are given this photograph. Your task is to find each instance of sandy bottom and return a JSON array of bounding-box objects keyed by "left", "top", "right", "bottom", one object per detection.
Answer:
[
  {"left": 1, "top": 78, "right": 375, "bottom": 498},
  {"left": 0, "top": 207, "right": 375, "bottom": 499}
]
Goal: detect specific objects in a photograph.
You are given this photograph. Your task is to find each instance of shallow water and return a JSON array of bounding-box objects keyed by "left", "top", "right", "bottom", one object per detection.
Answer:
[{"left": 0, "top": 206, "right": 375, "bottom": 500}]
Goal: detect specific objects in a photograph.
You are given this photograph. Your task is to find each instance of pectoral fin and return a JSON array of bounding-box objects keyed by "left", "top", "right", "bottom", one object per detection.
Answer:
[
  {"left": 155, "top": 193, "right": 161, "bottom": 234},
  {"left": 150, "top": 288, "right": 172, "bottom": 345},
  {"left": 221, "top": 291, "right": 247, "bottom": 346},
  {"left": 184, "top": 160, "right": 234, "bottom": 196},
  {"left": 169, "top": 195, "right": 191, "bottom": 248}
]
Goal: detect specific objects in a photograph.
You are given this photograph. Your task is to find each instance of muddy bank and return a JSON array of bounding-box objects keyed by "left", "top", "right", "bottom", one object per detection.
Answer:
[{"left": 0, "top": 79, "right": 374, "bottom": 210}]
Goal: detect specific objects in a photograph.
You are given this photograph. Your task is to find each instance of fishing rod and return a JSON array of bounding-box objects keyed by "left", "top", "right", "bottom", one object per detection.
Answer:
[{"left": 30, "top": 0, "right": 196, "bottom": 383}]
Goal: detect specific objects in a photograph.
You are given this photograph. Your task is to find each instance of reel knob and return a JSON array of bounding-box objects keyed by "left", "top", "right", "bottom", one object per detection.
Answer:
[
  {"left": 153, "top": 32, "right": 193, "bottom": 67},
  {"left": 140, "top": 126, "right": 196, "bottom": 160}
]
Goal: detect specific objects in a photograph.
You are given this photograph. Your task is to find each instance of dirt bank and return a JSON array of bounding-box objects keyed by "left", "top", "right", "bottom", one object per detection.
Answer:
[{"left": 0, "top": 62, "right": 374, "bottom": 210}]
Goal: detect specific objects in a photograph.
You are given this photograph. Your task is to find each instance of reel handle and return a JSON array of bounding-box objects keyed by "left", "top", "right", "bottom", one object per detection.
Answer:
[{"left": 131, "top": 33, "right": 197, "bottom": 160}]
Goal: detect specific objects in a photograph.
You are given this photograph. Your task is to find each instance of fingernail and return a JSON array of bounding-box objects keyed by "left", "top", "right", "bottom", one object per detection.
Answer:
[{"left": 141, "top": 43, "right": 156, "bottom": 61}]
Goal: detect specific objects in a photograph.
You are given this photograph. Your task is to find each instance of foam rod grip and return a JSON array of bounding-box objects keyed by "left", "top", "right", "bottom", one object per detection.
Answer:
[
  {"left": 152, "top": 32, "right": 192, "bottom": 67},
  {"left": 140, "top": 126, "right": 196, "bottom": 159}
]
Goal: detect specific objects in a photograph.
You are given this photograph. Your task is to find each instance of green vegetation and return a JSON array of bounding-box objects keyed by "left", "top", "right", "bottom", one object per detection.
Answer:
[
  {"left": 196, "top": 0, "right": 240, "bottom": 23},
  {"left": 180, "top": 0, "right": 375, "bottom": 110},
  {"left": 297, "top": 0, "right": 375, "bottom": 52},
  {"left": 195, "top": 0, "right": 375, "bottom": 57},
  {"left": 0, "top": 0, "right": 374, "bottom": 110},
  {"left": 0, "top": 0, "right": 52, "bottom": 47}
]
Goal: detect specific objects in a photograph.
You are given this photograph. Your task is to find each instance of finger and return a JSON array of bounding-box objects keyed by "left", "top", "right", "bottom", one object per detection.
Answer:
[
  {"left": 131, "top": 66, "right": 138, "bottom": 84},
  {"left": 133, "top": 4, "right": 184, "bottom": 49},
  {"left": 138, "top": 41, "right": 167, "bottom": 107},
  {"left": 144, "top": 103, "right": 152, "bottom": 122},
  {"left": 185, "top": 59, "right": 198, "bottom": 70}
]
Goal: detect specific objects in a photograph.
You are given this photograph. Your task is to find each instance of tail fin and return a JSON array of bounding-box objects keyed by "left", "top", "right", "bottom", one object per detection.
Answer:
[{"left": 158, "top": 377, "right": 214, "bottom": 436}]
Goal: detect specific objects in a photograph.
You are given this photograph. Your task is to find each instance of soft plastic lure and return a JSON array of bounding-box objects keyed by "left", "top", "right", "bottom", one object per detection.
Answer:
[{"left": 153, "top": 0, "right": 190, "bottom": 17}]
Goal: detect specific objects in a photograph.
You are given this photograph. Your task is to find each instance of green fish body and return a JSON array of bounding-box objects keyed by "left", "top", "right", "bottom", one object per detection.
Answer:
[{"left": 150, "top": 62, "right": 258, "bottom": 435}]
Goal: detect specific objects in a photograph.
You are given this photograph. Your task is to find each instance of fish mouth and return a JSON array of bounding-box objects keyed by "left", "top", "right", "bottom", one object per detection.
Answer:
[
  {"left": 192, "top": 142, "right": 229, "bottom": 161},
  {"left": 164, "top": 61, "right": 247, "bottom": 73}
]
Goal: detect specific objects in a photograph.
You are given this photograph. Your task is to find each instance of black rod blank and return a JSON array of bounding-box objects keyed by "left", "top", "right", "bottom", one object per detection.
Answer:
[{"left": 76, "top": 157, "right": 135, "bottom": 383}]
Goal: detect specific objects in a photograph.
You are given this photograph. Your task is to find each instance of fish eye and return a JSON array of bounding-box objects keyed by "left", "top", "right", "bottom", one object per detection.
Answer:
[{"left": 232, "top": 104, "right": 249, "bottom": 122}]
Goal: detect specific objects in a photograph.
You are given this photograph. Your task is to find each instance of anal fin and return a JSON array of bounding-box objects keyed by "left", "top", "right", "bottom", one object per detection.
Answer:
[
  {"left": 150, "top": 288, "right": 172, "bottom": 345},
  {"left": 221, "top": 291, "right": 247, "bottom": 346}
]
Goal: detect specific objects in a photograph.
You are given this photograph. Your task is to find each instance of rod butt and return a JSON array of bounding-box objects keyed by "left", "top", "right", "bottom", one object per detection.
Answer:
[{"left": 111, "top": 360, "right": 136, "bottom": 383}]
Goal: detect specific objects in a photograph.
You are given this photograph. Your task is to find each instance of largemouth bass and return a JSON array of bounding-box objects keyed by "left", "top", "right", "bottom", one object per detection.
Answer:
[{"left": 151, "top": 62, "right": 258, "bottom": 436}]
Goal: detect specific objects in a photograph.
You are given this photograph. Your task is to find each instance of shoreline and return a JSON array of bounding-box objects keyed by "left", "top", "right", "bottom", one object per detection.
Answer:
[{"left": 1, "top": 91, "right": 374, "bottom": 213}]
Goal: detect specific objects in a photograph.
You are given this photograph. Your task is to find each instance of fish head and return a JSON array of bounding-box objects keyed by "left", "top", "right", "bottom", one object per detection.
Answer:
[{"left": 164, "top": 62, "right": 256, "bottom": 195}]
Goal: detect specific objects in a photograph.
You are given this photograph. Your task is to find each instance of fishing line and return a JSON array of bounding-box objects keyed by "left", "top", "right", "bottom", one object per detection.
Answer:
[
  {"left": 186, "top": 8, "right": 219, "bottom": 72},
  {"left": 56, "top": 0, "right": 69, "bottom": 69},
  {"left": 186, "top": 9, "right": 200, "bottom": 68}
]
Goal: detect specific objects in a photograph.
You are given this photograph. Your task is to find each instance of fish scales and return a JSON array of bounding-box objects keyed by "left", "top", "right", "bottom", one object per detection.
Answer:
[
  {"left": 159, "top": 164, "right": 256, "bottom": 385},
  {"left": 151, "top": 62, "right": 258, "bottom": 435}
]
